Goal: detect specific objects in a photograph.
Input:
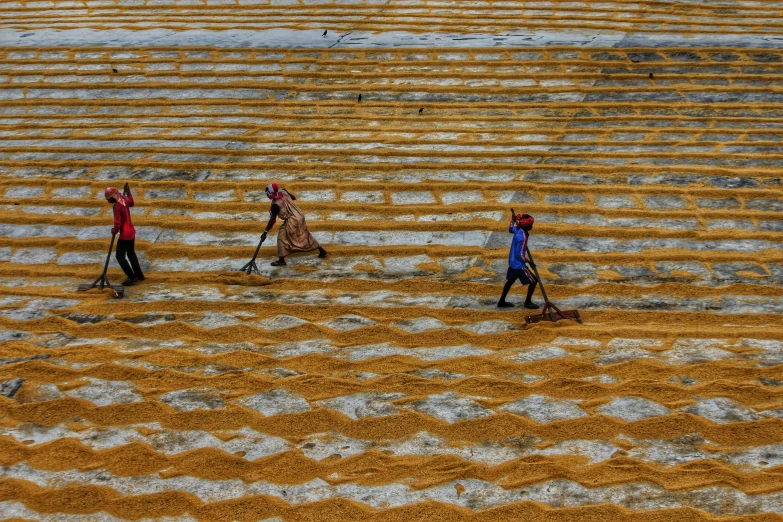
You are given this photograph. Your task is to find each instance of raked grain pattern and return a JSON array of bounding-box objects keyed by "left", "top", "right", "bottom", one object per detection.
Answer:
[{"left": 0, "top": 45, "right": 781, "bottom": 521}]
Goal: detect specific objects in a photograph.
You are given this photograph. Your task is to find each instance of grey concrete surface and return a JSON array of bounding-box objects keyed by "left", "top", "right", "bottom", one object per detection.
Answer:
[{"left": 1, "top": 29, "right": 782, "bottom": 50}]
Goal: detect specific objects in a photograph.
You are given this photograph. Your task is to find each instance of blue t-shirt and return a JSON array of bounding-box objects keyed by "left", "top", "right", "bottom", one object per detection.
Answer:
[{"left": 508, "top": 225, "right": 529, "bottom": 270}]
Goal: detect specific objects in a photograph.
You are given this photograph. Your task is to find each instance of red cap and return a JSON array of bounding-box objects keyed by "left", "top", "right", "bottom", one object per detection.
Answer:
[
  {"left": 265, "top": 183, "right": 280, "bottom": 200},
  {"left": 516, "top": 213, "right": 534, "bottom": 227}
]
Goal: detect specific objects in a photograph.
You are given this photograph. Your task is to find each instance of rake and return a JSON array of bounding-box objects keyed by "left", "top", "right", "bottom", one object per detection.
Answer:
[
  {"left": 524, "top": 247, "right": 581, "bottom": 325},
  {"left": 238, "top": 236, "right": 265, "bottom": 275},
  {"left": 77, "top": 233, "right": 124, "bottom": 298}
]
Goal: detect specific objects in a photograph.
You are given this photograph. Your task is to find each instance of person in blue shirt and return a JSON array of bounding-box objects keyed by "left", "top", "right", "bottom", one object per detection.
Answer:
[{"left": 498, "top": 212, "right": 539, "bottom": 308}]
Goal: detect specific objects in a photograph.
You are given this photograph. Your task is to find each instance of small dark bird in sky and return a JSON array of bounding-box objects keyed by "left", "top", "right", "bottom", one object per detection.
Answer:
[
  {"left": 649, "top": 73, "right": 653, "bottom": 79},
  {"left": 322, "top": 30, "right": 327, "bottom": 37},
  {"left": 418, "top": 108, "right": 423, "bottom": 114},
  {"left": 358, "top": 94, "right": 362, "bottom": 102},
  {"left": 112, "top": 68, "right": 118, "bottom": 73}
]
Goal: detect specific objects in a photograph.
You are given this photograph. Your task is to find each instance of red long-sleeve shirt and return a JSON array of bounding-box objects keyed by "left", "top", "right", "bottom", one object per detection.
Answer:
[{"left": 111, "top": 189, "right": 136, "bottom": 240}]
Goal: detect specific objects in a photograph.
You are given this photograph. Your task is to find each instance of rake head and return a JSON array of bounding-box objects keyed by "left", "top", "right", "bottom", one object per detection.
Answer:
[
  {"left": 238, "top": 259, "right": 260, "bottom": 275},
  {"left": 525, "top": 301, "right": 582, "bottom": 325},
  {"left": 77, "top": 272, "right": 124, "bottom": 298},
  {"left": 78, "top": 283, "right": 124, "bottom": 298}
]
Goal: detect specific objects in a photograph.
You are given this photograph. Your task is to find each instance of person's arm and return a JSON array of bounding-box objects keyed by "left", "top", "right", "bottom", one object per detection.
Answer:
[
  {"left": 523, "top": 235, "right": 536, "bottom": 268},
  {"left": 123, "top": 183, "right": 134, "bottom": 207},
  {"left": 513, "top": 230, "right": 528, "bottom": 265},
  {"left": 111, "top": 203, "right": 122, "bottom": 236},
  {"left": 260, "top": 204, "right": 280, "bottom": 239},
  {"left": 514, "top": 243, "right": 526, "bottom": 265}
]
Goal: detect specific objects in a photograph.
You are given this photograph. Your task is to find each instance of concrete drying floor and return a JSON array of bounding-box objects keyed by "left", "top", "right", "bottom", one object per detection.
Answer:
[{"left": 0, "top": 3, "right": 782, "bottom": 520}]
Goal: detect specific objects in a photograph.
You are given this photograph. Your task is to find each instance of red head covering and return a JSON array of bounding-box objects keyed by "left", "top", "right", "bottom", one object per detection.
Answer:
[
  {"left": 265, "top": 183, "right": 282, "bottom": 200},
  {"left": 516, "top": 213, "right": 534, "bottom": 227},
  {"left": 104, "top": 187, "right": 126, "bottom": 206}
]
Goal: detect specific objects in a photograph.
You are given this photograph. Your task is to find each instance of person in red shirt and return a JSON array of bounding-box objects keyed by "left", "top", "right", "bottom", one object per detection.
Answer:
[{"left": 105, "top": 183, "right": 145, "bottom": 286}]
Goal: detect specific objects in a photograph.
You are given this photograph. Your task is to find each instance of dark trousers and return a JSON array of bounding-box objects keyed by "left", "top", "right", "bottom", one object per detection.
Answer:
[
  {"left": 116, "top": 238, "right": 144, "bottom": 280},
  {"left": 499, "top": 266, "right": 537, "bottom": 303}
]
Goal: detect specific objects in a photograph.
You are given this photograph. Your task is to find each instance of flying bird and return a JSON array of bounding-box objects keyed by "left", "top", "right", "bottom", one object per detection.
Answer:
[
  {"left": 358, "top": 94, "right": 362, "bottom": 102},
  {"left": 112, "top": 68, "right": 118, "bottom": 73},
  {"left": 418, "top": 108, "right": 423, "bottom": 115},
  {"left": 322, "top": 30, "right": 327, "bottom": 37}
]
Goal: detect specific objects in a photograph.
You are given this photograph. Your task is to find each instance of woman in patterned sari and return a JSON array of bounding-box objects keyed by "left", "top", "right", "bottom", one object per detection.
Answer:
[{"left": 260, "top": 183, "right": 327, "bottom": 266}]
